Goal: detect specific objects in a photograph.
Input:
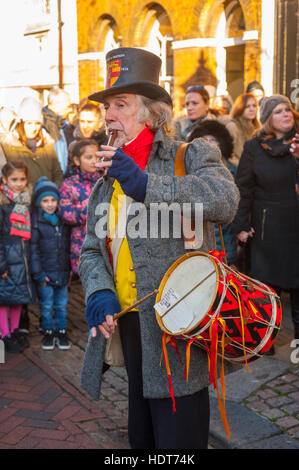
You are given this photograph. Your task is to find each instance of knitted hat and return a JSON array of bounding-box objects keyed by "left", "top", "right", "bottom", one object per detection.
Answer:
[
  {"left": 259, "top": 94, "right": 292, "bottom": 125},
  {"left": 34, "top": 177, "right": 59, "bottom": 207},
  {"left": 17, "top": 97, "right": 43, "bottom": 123}
]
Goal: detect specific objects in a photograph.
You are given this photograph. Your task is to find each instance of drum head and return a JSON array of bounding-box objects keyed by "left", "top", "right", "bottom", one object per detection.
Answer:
[{"left": 155, "top": 252, "right": 218, "bottom": 335}]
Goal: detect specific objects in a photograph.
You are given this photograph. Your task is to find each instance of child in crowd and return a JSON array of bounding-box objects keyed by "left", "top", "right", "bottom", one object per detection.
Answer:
[
  {"left": 0, "top": 161, "right": 34, "bottom": 353},
  {"left": 59, "top": 139, "right": 99, "bottom": 276},
  {"left": 31, "top": 177, "right": 71, "bottom": 350}
]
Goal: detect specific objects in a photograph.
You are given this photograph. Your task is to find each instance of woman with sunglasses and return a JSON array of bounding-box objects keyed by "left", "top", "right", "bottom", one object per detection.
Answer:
[{"left": 174, "top": 85, "right": 217, "bottom": 141}]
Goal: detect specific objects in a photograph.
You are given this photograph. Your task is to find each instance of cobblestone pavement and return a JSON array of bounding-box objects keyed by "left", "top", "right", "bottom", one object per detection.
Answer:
[
  {"left": 243, "top": 370, "right": 299, "bottom": 440},
  {"left": 0, "top": 279, "right": 298, "bottom": 449}
]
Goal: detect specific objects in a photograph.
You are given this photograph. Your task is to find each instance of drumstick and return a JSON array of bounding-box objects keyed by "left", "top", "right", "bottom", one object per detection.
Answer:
[
  {"left": 114, "top": 289, "right": 159, "bottom": 320},
  {"left": 98, "top": 129, "right": 118, "bottom": 176}
]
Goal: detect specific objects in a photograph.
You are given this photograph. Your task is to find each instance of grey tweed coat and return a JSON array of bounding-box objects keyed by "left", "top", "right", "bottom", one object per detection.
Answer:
[{"left": 79, "top": 128, "right": 240, "bottom": 401}]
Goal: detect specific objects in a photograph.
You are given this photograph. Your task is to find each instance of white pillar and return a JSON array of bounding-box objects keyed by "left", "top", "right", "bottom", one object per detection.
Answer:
[
  {"left": 215, "top": 11, "right": 227, "bottom": 95},
  {"left": 261, "top": 0, "right": 275, "bottom": 96}
]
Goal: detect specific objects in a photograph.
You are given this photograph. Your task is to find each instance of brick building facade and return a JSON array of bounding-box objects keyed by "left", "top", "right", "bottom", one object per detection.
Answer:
[{"left": 76, "top": 0, "right": 264, "bottom": 116}]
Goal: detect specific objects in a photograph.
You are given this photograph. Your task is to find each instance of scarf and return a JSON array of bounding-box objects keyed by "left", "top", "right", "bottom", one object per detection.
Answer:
[
  {"left": 0, "top": 185, "right": 31, "bottom": 240},
  {"left": 122, "top": 126, "right": 155, "bottom": 170},
  {"left": 258, "top": 127, "right": 299, "bottom": 196},
  {"left": 39, "top": 208, "right": 59, "bottom": 226},
  {"left": 257, "top": 127, "right": 296, "bottom": 157}
]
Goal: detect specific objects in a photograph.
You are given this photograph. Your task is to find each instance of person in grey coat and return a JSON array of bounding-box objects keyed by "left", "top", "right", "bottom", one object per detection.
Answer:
[{"left": 79, "top": 47, "right": 240, "bottom": 449}]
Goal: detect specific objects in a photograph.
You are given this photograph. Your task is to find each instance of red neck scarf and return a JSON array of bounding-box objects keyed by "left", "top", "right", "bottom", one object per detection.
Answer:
[{"left": 122, "top": 126, "right": 154, "bottom": 171}]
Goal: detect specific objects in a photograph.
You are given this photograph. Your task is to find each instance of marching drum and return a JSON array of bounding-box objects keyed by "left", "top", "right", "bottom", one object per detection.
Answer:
[
  {"left": 115, "top": 250, "right": 282, "bottom": 441},
  {"left": 154, "top": 251, "right": 282, "bottom": 364}
]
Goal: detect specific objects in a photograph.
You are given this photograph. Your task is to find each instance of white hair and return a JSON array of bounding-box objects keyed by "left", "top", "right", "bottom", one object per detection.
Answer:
[{"left": 136, "top": 95, "right": 173, "bottom": 134}]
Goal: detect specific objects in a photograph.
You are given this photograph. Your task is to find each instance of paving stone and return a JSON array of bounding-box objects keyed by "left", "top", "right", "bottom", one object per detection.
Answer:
[
  {"left": 288, "top": 426, "right": 299, "bottom": 439},
  {"left": 52, "top": 405, "right": 82, "bottom": 421},
  {"left": 274, "top": 384, "right": 297, "bottom": 394},
  {"left": 1, "top": 416, "right": 26, "bottom": 433},
  {"left": 0, "top": 397, "right": 12, "bottom": 408},
  {"left": 281, "top": 373, "right": 298, "bottom": 383},
  {"left": 247, "top": 400, "right": 271, "bottom": 413},
  {"left": 7, "top": 400, "right": 45, "bottom": 411},
  {"left": 289, "top": 391, "right": 299, "bottom": 401},
  {"left": 247, "top": 434, "right": 299, "bottom": 449},
  {"left": 276, "top": 416, "right": 299, "bottom": 429},
  {"left": 22, "top": 419, "right": 60, "bottom": 429},
  {"left": 37, "top": 387, "right": 62, "bottom": 404},
  {"left": 256, "top": 389, "right": 277, "bottom": 399},
  {"left": 15, "top": 409, "right": 56, "bottom": 420},
  {"left": 1, "top": 425, "right": 33, "bottom": 445},
  {"left": 30, "top": 428, "right": 69, "bottom": 440},
  {"left": 267, "top": 395, "right": 293, "bottom": 407},
  {"left": 14, "top": 435, "right": 41, "bottom": 449},
  {"left": 282, "top": 402, "right": 299, "bottom": 416}
]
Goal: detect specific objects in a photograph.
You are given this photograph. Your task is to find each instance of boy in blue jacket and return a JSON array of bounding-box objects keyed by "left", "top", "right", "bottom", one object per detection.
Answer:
[{"left": 31, "top": 177, "right": 71, "bottom": 350}]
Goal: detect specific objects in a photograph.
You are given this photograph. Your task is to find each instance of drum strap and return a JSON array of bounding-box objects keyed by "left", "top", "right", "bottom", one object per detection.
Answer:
[{"left": 174, "top": 143, "right": 228, "bottom": 262}]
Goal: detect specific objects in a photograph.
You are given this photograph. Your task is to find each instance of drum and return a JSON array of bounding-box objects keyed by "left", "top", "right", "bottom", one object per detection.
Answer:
[{"left": 154, "top": 251, "right": 282, "bottom": 364}]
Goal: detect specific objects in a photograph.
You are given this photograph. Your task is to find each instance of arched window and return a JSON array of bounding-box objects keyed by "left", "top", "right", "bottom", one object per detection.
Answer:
[{"left": 138, "top": 4, "right": 174, "bottom": 96}]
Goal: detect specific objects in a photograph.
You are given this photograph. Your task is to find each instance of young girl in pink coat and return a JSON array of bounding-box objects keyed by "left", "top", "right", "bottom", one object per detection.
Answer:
[{"left": 59, "top": 139, "right": 100, "bottom": 275}]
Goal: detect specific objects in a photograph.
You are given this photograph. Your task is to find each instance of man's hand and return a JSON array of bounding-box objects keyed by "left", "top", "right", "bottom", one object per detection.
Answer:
[
  {"left": 90, "top": 315, "right": 115, "bottom": 340},
  {"left": 85, "top": 290, "right": 121, "bottom": 339},
  {"left": 96, "top": 146, "right": 148, "bottom": 202}
]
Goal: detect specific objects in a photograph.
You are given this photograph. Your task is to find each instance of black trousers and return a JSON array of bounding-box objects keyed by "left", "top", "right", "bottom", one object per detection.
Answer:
[{"left": 119, "top": 312, "right": 210, "bottom": 449}]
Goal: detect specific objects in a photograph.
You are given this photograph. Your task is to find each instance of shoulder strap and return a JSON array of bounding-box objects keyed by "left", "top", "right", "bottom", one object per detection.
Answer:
[
  {"left": 174, "top": 142, "right": 189, "bottom": 177},
  {"left": 174, "top": 143, "right": 227, "bottom": 262}
]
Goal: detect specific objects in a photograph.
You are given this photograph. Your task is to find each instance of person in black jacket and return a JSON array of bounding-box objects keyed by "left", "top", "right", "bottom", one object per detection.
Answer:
[
  {"left": 0, "top": 161, "right": 34, "bottom": 353},
  {"left": 31, "top": 177, "right": 71, "bottom": 350},
  {"left": 232, "top": 94, "right": 299, "bottom": 350}
]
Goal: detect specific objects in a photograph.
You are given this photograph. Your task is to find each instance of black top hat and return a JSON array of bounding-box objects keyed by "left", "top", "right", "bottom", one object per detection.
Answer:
[{"left": 88, "top": 47, "right": 172, "bottom": 106}]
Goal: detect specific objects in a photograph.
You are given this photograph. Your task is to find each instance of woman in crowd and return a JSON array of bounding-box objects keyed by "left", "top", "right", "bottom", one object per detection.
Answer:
[
  {"left": 210, "top": 94, "right": 233, "bottom": 116},
  {"left": 0, "top": 97, "right": 63, "bottom": 187},
  {"left": 232, "top": 94, "right": 299, "bottom": 350},
  {"left": 226, "top": 93, "right": 261, "bottom": 166},
  {"left": 174, "top": 85, "right": 216, "bottom": 141},
  {"left": 245, "top": 81, "right": 265, "bottom": 105}
]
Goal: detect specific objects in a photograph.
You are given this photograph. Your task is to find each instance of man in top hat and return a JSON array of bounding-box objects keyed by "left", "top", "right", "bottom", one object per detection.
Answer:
[{"left": 79, "top": 47, "right": 240, "bottom": 449}]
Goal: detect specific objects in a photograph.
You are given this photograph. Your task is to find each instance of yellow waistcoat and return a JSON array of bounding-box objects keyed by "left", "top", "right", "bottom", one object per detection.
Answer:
[{"left": 108, "top": 181, "right": 138, "bottom": 310}]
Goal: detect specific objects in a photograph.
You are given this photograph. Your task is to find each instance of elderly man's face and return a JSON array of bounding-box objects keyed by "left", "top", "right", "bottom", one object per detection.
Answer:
[{"left": 103, "top": 94, "right": 146, "bottom": 146}]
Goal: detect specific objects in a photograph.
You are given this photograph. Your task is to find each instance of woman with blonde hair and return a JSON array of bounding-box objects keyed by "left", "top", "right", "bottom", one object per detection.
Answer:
[
  {"left": 232, "top": 94, "right": 299, "bottom": 351},
  {"left": 226, "top": 92, "right": 261, "bottom": 165}
]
